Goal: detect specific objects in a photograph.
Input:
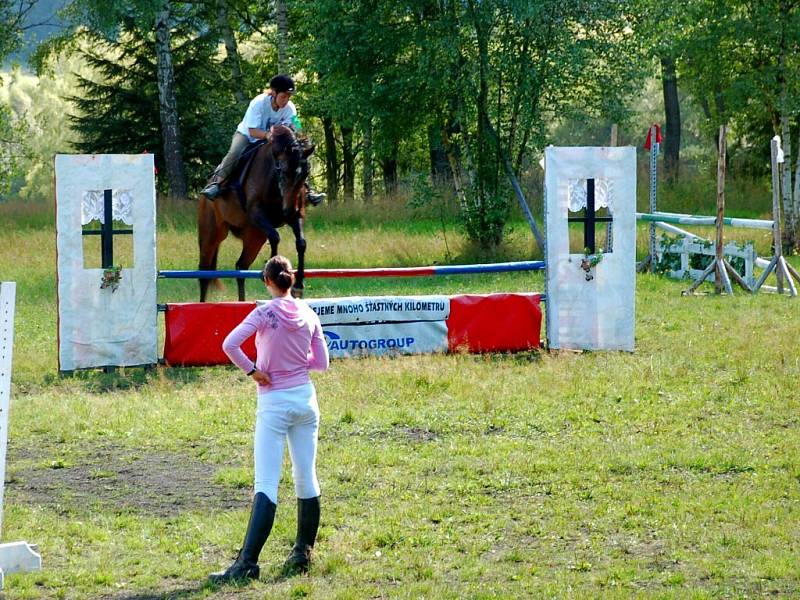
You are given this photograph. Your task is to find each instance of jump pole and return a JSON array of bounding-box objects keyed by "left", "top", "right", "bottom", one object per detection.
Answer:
[
  {"left": 159, "top": 260, "right": 546, "bottom": 280},
  {"left": 636, "top": 212, "right": 773, "bottom": 229},
  {"left": 684, "top": 124, "right": 751, "bottom": 294},
  {"left": 753, "top": 135, "right": 800, "bottom": 295},
  {"left": 0, "top": 283, "right": 42, "bottom": 589},
  {"left": 637, "top": 124, "right": 660, "bottom": 273}
]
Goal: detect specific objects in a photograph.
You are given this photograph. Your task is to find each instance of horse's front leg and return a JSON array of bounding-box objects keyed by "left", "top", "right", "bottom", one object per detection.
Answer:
[
  {"left": 289, "top": 216, "right": 306, "bottom": 298},
  {"left": 251, "top": 210, "right": 281, "bottom": 257},
  {"left": 235, "top": 227, "right": 268, "bottom": 301}
]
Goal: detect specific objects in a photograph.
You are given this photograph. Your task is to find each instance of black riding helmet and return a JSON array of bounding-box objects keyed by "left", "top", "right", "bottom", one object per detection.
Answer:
[{"left": 270, "top": 74, "right": 295, "bottom": 94}]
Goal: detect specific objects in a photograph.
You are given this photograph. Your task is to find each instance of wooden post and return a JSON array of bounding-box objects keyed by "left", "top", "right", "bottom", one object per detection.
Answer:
[{"left": 684, "top": 124, "right": 750, "bottom": 295}]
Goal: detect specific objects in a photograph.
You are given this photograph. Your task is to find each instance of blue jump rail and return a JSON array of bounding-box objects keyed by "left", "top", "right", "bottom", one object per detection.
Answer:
[{"left": 158, "top": 260, "right": 546, "bottom": 280}]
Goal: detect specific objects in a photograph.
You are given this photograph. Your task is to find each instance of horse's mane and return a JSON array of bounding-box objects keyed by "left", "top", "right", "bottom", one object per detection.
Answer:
[{"left": 270, "top": 125, "right": 298, "bottom": 156}]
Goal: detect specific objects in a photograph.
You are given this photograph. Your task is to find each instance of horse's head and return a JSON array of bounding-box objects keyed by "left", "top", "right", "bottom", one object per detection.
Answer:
[{"left": 271, "top": 125, "right": 315, "bottom": 215}]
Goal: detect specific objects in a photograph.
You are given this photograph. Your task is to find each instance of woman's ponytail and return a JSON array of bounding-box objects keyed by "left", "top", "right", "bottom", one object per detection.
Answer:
[{"left": 263, "top": 255, "right": 295, "bottom": 291}]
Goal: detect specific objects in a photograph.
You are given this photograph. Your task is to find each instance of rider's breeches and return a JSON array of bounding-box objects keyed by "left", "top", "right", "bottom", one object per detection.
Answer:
[
  {"left": 215, "top": 132, "right": 250, "bottom": 181},
  {"left": 254, "top": 382, "right": 321, "bottom": 504}
]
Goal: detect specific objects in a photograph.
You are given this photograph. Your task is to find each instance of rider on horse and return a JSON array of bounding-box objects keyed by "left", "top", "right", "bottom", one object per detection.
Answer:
[{"left": 201, "top": 74, "right": 325, "bottom": 206}]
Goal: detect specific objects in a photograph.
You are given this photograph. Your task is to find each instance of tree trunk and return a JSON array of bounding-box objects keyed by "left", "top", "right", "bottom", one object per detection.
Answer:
[
  {"left": 275, "top": 0, "right": 288, "bottom": 72},
  {"left": 794, "top": 128, "right": 800, "bottom": 251},
  {"left": 660, "top": 55, "right": 681, "bottom": 180},
  {"left": 155, "top": 3, "right": 188, "bottom": 199},
  {"left": 341, "top": 125, "right": 355, "bottom": 202},
  {"left": 428, "top": 124, "right": 452, "bottom": 184},
  {"left": 322, "top": 116, "right": 338, "bottom": 203},
  {"left": 218, "top": 0, "right": 246, "bottom": 105},
  {"left": 362, "top": 119, "right": 373, "bottom": 203},
  {"left": 382, "top": 153, "right": 398, "bottom": 196},
  {"left": 780, "top": 113, "right": 797, "bottom": 251},
  {"left": 474, "top": 2, "right": 490, "bottom": 203}
]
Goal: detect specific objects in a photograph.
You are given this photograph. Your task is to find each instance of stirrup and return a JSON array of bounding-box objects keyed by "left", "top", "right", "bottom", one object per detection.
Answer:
[
  {"left": 201, "top": 182, "right": 221, "bottom": 199},
  {"left": 306, "top": 191, "right": 325, "bottom": 207}
]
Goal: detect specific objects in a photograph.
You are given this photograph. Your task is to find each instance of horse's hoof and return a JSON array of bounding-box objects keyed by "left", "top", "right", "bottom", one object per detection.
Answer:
[{"left": 291, "top": 287, "right": 304, "bottom": 299}]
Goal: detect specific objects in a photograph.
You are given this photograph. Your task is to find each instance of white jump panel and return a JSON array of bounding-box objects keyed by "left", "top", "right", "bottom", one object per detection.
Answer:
[
  {"left": 544, "top": 147, "right": 636, "bottom": 351},
  {"left": 0, "top": 283, "right": 42, "bottom": 588},
  {"left": 55, "top": 154, "right": 157, "bottom": 370}
]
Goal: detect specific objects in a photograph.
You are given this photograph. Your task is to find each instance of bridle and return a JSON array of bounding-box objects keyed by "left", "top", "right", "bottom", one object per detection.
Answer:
[{"left": 272, "top": 130, "right": 307, "bottom": 210}]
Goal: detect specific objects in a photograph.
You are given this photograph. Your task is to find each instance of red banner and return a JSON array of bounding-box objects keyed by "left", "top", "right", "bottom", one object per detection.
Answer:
[
  {"left": 447, "top": 293, "right": 541, "bottom": 353},
  {"left": 163, "top": 302, "right": 256, "bottom": 366},
  {"left": 163, "top": 293, "right": 542, "bottom": 366}
]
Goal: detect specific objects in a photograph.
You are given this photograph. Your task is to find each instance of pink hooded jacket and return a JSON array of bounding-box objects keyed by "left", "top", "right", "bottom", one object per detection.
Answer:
[{"left": 222, "top": 297, "right": 329, "bottom": 393}]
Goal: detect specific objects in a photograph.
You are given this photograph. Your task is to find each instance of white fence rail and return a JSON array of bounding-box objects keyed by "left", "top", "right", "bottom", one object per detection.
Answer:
[{"left": 656, "top": 235, "right": 757, "bottom": 288}]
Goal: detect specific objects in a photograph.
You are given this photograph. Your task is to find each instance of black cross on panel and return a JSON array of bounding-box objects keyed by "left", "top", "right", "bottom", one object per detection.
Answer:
[
  {"left": 567, "top": 178, "right": 612, "bottom": 254},
  {"left": 82, "top": 189, "right": 133, "bottom": 268}
]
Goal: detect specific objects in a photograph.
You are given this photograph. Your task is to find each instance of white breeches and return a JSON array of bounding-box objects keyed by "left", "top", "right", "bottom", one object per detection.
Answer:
[{"left": 254, "top": 382, "right": 320, "bottom": 504}]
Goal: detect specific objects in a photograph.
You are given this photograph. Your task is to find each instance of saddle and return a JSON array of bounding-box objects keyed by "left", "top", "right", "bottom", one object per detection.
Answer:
[{"left": 223, "top": 140, "right": 267, "bottom": 210}]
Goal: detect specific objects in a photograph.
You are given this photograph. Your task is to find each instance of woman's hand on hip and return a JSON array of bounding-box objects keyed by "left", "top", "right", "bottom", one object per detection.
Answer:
[{"left": 251, "top": 369, "right": 271, "bottom": 385}]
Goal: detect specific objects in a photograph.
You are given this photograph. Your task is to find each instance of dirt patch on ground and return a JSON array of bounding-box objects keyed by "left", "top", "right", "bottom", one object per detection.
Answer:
[{"left": 5, "top": 442, "right": 250, "bottom": 518}]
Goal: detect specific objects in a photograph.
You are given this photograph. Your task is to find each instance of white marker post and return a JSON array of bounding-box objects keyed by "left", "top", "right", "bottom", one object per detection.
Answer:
[{"left": 0, "top": 282, "right": 42, "bottom": 589}]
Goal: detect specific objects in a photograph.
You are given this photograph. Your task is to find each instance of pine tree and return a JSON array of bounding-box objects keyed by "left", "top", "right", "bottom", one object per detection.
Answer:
[{"left": 69, "top": 19, "right": 240, "bottom": 193}]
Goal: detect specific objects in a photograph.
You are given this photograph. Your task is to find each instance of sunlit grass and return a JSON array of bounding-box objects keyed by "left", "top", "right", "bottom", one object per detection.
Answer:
[{"left": 1, "top": 182, "right": 799, "bottom": 598}]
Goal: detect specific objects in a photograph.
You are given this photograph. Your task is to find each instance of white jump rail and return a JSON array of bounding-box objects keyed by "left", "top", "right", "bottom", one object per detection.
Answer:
[
  {"left": 637, "top": 211, "right": 774, "bottom": 230},
  {"left": 0, "top": 283, "right": 41, "bottom": 589},
  {"left": 638, "top": 212, "right": 778, "bottom": 290},
  {"left": 656, "top": 234, "right": 757, "bottom": 288}
]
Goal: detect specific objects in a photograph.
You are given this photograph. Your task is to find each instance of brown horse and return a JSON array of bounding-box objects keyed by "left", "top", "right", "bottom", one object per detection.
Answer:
[{"left": 197, "top": 125, "right": 313, "bottom": 301}]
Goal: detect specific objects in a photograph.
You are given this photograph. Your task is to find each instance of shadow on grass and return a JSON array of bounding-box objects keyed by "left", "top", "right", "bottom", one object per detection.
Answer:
[
  {"left": 45, "top": 365, "right": 202, "bottom": 393},
  {"left": 98, "top": 573, "right": 312, "bottom": 599},
  {"left": 98, "top": 581, "right": 212, "bottom": 600},
  {"left": 470, "top": 349, "right": 543, "bottom": 365}
]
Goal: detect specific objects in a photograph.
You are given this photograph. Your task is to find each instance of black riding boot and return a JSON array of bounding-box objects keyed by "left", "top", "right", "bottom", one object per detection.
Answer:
[
  {"left": 209, "top": 492, "right": 276, "bottom": 584},
  {"left": 304, "top": 182, "right": 326, "bottom": 206},
  {"left": 283, "top": 496, "right": 320, "bottom": 574},
  {"left": 200, "top": 174, "right": 223, "bottom": 200}
]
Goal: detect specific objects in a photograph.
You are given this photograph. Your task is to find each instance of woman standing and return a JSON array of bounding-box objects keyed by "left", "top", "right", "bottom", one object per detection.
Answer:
[{"left": 210, "top": 255, "right": 330, "bottom": 583}]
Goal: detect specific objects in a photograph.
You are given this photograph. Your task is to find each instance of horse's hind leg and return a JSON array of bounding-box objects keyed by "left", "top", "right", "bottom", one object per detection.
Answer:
[
  {"left": 289, "top": 216, "right": 306, "bottom": 298},
  {"left": 235, "top": 228, "right": 268, "bottom": 301},
  {"left": 198, "top": 197, "right": 229, "bottom": 302}
]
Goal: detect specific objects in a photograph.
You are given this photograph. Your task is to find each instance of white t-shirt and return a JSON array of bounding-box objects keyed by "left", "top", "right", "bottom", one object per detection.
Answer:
[{"left": 236, "top": 93, "right": 297, "bottom": 143}]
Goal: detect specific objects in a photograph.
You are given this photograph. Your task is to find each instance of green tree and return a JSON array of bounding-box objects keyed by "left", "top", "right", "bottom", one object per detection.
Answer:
[
  {"left": 68, "top": 20, "right": 239, "bottom": 192},
  {"left": 439, "top": 0, "right": 643, "bottom": 247},
  {"left": 671, "top": 0, "right": 800, "bottom": 250},
  {"left": 0, "top": 0, "right": 30, "bottom": 195},
  {"left": 66, "top": 0, "right": 193, "bottom": 198},
  {"left": 0, "top": 61, "right": 80, "bottom": 201}
]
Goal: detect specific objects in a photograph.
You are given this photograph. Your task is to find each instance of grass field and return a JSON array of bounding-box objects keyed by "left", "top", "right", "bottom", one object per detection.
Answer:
[{"left": 1, "top": 190, "right": 799, "bottom": 599}]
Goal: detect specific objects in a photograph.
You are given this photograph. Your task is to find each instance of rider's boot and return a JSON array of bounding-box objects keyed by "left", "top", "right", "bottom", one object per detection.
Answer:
[
  {"left": 282, "top": 496, "right": 320, "bottom": 575},
  {"left": 201, "top": 174, "right": 223, "bottom": 200},
  {"left": 209, "top": 492, "right": 276, "bottom": 584},
  {"left": 305, "top": 184, "right": 326, "bottom": 207}
]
